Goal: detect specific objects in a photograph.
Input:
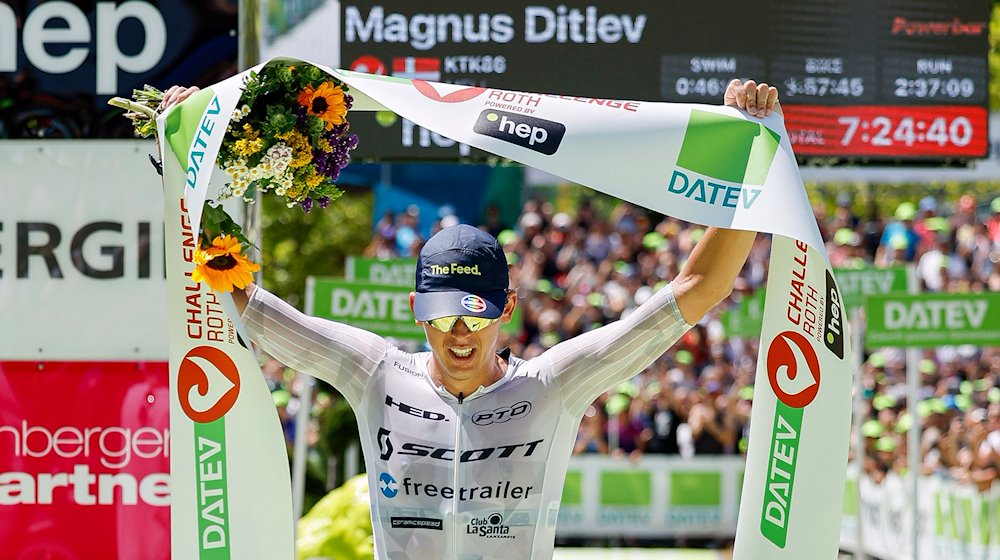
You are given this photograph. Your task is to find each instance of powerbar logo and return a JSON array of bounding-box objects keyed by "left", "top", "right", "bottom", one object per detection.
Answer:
[
  {"left": 760, "top": 330, "right": 820, "bottom": 548},
  {"left": 669, "top": 110, "right": 781, "bottom": 210},
  {"left": 473, "top": 109, "right": 565, "bottom": 155}
]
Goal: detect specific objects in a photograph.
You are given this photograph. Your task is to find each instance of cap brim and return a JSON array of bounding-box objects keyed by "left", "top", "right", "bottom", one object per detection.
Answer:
[{"left": 412, "top": 290, "right": 507, "bottom": 322}]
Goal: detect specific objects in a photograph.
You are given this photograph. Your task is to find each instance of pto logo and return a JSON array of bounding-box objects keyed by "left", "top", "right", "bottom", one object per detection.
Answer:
[
  {"left": 461, "top": 295, "right": 488, "bottom": 313},
  {"left": 472, "top": 401, "right": 531, "bottom": 425},
  {"left": 413, "top": 80, "right": 487, "bottom": 103},
  {"left": 177, "top": 346, "right": 241, "bottom": 423},
  {"left": 473, "top": 109, "right": 566, "bottom": 155},
  {"left": 379, "top": 472, "right": 398, "bottom": 498},
  {"left": 766, "top": 331, "right": 820, "bottom": 408},
  {"left": 668, "top": 110, "right": 781, "bottom": 210}
]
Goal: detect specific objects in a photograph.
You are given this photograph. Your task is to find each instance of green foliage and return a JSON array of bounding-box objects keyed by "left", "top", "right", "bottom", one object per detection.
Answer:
[
  {"left": 259, "top": 189, "right": 374, "bottom": 309},
  {"left": 201, "top": 202, "right": 253, "bottom": 249},
  {"left": 296, "top": 474, "right": 374, "bottom": 560}
]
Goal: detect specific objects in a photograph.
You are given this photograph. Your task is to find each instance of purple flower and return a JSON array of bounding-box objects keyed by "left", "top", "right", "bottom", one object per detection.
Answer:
[
  {"left": 300, "top": 197, "right": 313, "bottom": 213},
  {"left": 318, "top": 196, "right": 331, "bottom": 209}
]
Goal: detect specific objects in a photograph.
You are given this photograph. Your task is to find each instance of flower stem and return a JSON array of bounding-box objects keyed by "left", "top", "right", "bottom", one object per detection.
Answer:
[{"left": 107, "top": 97, "right": 157, "bottom": 119}]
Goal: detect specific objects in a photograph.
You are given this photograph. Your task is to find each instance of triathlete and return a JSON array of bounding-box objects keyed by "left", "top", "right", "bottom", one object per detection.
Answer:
[{"left": 162, "top": 78, "right": 780, "bottom": 559}]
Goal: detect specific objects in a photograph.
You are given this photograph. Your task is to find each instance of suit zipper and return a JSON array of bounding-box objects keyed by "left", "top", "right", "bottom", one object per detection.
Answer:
[{"left": 452, "top": 392, "right": 464, "bottom": 559}]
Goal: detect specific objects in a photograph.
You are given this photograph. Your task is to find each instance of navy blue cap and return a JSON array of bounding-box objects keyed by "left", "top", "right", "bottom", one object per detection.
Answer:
[{"left": 413, "top": 224, "right": 509, "bottom": 321}]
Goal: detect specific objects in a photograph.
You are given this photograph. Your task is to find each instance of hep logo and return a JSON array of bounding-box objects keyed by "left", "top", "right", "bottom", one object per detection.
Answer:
[
  {"left": 412, "top": 80, "right": 487, "bottom": 103},
  {"left": 350, "top": 55, "right": 386, "bottom": 75},
  {"left": 379, "top": 472, "right": 398, "bottom": 498},
  {"left": 177, "top": 346, "right": 240, "bottom": 423},
  {"left": 766, "top": 331, "right": 820, "bottom": 408},
  {"left": 473, "top": 109, "right": 566, "bottom": 156},
  {"left": 472, "top": 401, "right": 531, "bottom": 426},
  {"left": 461, "top": 295, "right": 488, "bottom": 313}
]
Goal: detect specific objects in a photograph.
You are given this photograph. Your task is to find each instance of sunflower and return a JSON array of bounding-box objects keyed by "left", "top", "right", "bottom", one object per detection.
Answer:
[
  {"left": 191, "top": 235, "right": 260, "bottom": 292},
  {"left": 297, "top": 82, "right": 347, "bottom": 128}
]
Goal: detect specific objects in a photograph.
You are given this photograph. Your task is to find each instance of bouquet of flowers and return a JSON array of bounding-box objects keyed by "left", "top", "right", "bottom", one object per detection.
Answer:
[{"left": 110, "top": 63, "right": 359, "bottom": 292}]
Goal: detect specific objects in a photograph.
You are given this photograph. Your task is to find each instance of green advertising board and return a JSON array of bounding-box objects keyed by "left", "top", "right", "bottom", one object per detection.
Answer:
[
  {"left": 833, "top": 265, "right": 910, "bottom": 311},
  {"left": 722, "top": 289, "right": 765, "bottom": 337},
  {"left": 865, "top": 293, "right": 1000, "bottom": 347},
  {"left": 345, "top": 256, "right": 417, "bottom": 286},
  {"left": 307, "top": 277, "right": 424, "bottom": 340}
]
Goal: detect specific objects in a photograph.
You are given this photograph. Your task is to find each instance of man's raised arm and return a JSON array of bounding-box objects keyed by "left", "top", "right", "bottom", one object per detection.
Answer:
[{"left": 672, "top": 79, "right": 780, "bottom": 324}]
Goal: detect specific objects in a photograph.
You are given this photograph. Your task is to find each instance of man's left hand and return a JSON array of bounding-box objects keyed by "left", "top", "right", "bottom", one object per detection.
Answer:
[{"left": 724, "top": 79, "right": 780, "bottom": 118}]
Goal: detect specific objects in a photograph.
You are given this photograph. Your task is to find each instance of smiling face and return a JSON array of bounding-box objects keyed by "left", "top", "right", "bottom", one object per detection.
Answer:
[{"left": 411, "top": 292, "right": 517, "bottom": 396}]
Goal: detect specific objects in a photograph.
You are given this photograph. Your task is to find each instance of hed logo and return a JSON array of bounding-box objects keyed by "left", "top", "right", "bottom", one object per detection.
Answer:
[
  {"left": 473, "top": 109, "right": 566, "bottom": 155},
  {"left": 766, "top": 331, "right": 820, "bottom": 409},
  {"left": 177, "top": 346, "right": 241, "bottom": 423}
]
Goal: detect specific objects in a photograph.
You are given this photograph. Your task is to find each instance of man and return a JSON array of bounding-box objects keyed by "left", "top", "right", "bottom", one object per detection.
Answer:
[{"left": 164, "top": 78, "right": 779, "bottom": 559}]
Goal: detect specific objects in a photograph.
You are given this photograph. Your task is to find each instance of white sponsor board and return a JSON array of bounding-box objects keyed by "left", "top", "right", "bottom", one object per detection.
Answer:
[{"left": 0, "top": 141, "right": 167, "bottom": 360}]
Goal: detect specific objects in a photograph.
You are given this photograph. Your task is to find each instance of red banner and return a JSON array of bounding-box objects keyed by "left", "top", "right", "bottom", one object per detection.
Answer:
[
  {"left": 0, "top": 361, "right": 170, "bottom": 560},
  {"left": 783, "top": 104, "right": 988, "bottom": 158}
]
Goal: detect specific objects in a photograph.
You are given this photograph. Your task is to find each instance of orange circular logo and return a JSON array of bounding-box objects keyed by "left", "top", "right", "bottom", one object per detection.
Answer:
[
  {"left": 177, "top": 346, "right": 241, "bottom": 423},
  {"left": 766, "top": 331, "right": 821, "bottom": 409}
]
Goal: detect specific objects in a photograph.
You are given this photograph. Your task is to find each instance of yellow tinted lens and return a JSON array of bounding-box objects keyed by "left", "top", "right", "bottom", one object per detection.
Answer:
[
  {"left": 427, "top": 316, "right": 498, "bottom": 332},
  {"left": 460, "top": 316, "right": 497, "bottom": 332},
  {"left": 428, "top": 316, "right": 460, "bottom": 332}
]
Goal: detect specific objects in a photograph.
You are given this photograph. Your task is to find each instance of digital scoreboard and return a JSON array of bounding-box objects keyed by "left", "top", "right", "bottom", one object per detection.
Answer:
[{"left": 340, "top": 1, "right": 989, "bottom": 162}]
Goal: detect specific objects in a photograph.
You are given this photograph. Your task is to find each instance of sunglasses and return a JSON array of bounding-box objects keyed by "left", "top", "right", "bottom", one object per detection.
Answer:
[{"left": 426, "top": 315, "right": 499, "bottom": 333}]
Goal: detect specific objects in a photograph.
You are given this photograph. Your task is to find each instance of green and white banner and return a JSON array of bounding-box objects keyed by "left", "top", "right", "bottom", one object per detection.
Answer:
[
  {"left": 833, "top": 265, "right": 910, "bottom": 312},
  {"left": 160, "top": 58, "right": 852, "bottom": 559},
  {"left": 556, "top": 456, "right": 744, "bottom": 538},
  {"left": 840, "top": 469, "right": 1000, "bottom": 560},
  {"left": 865, "top": 292, "right": 1000, "bottom": 347},
  {"left": 306, "top": 276, "right": 425, "bottom": 340},
  {"left": 159, "top": 94, "right": 294, "bottom": 558},
  {"left": 345, "top": 256, "right": 417, "bottom": 286}
]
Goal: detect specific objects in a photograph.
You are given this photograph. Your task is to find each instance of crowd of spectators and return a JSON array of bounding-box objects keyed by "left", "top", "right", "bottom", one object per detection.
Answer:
[{"left": 265, "top": 189, "right": 1000, "bottom": 494}]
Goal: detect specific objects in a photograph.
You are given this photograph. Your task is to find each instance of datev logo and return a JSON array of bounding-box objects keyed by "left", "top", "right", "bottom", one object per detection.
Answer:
[
  {"left": 760, "top": 330, "right": 821, "bottom": 548},
  {"left": 473, "top": 109, "right": 566, "bottom": 155},
  {"left": 669, "top": 110, "right": 781, "bottom": 210},
  {"left": 177, "top": 346, "right": 241, "bottom": 423}
]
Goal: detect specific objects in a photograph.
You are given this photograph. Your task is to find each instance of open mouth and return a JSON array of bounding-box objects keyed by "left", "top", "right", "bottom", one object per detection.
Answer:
[{"left": 450, "top": 347, "right": 474, "bottom": 359}]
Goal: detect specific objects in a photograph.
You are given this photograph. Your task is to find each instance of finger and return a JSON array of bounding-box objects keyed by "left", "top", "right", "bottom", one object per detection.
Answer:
[
  {"left": 724, "top": 78, "right": 743, "bottom": 107},
  {"left": 159, "top": 85, "right": 180, "bottom": 109},
  {"left": 743, "top": 80, "right": 759, "bottom": 116},
  {"left": 756, "top": 83, "right": 773, "bottom": 116},
  {"left": 177, "top": 86, "right": 200, "bottom": 104},
  {"left": 763, "top": 85, "right": 779, "bottom": 115}
]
